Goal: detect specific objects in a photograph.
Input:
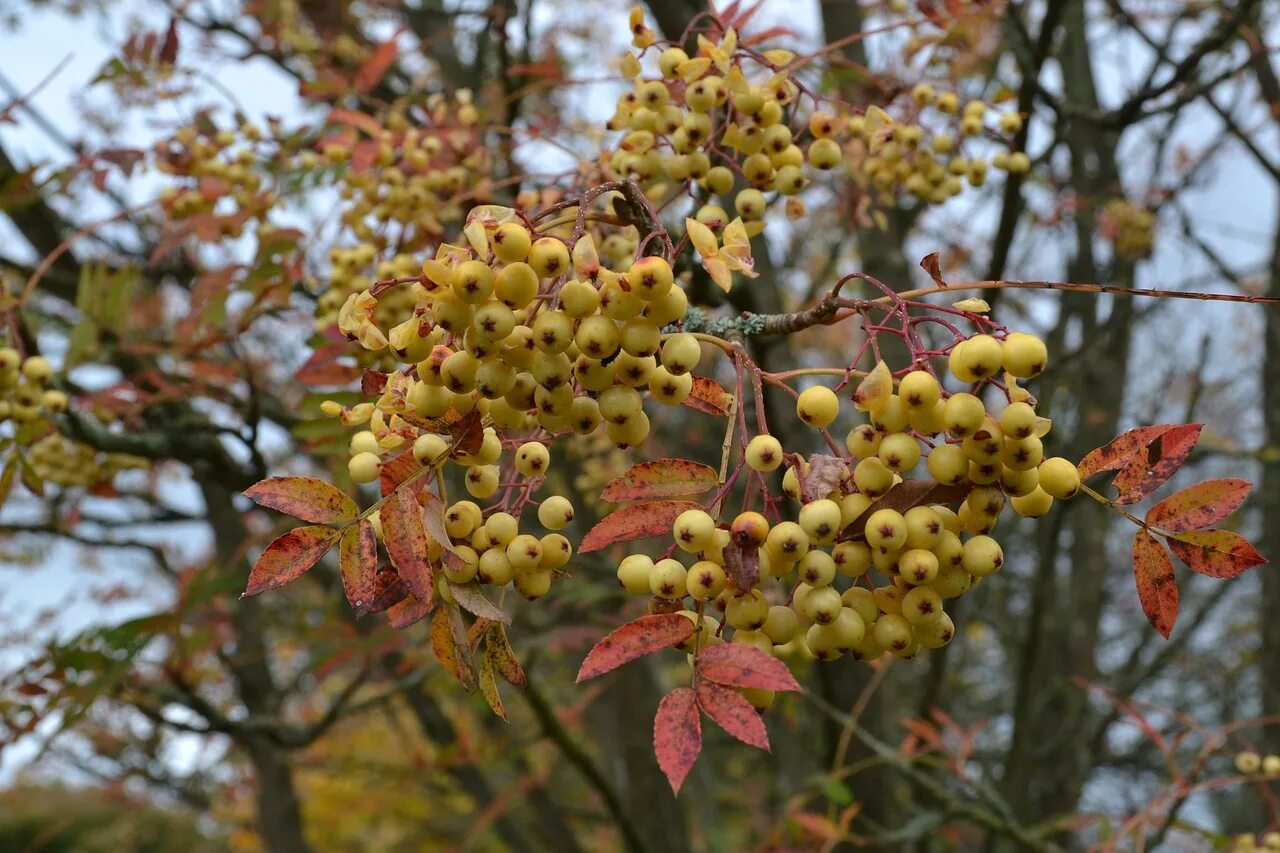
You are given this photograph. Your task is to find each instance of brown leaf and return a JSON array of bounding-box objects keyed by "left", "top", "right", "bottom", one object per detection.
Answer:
[
  {"left": 919, "top": 251, "right": 946, "bottom": 287},
  {"left": 681, "top": 376, "right": 734, "bottom": 417},
  {"left": 1165, "top": 529, "right": 1267, "bottom": 579},
  {"left": 430, "top": 604, "right": 478, "bottom": 690},
  {"left": 484, "top": 622, "right": 526, "bottom": 688},
  {"left": 843, "top": 479, "right": 971, "bottom": 538},
  {"left": 798, "top": 453, "right": 848, "bottom": 504},
  {"left": 159, "top": 17, "right": 180, "bottom": 65},
  {"left": 244, "top": 476, "right": 358, "bottom": 525},
  {"left": 244, "top": 525, "right": 338, "bottom": 596},
  {"left": 579, "top": 500, "right": 705, "bottom": 553},
  {"left": 1132, "top": 528, "right": 1178, "bottom": 639},
  {"left": 361, "top": 368, "right": 389, "bottom": 395},
  {"left": 723, "top": 541, "right": 760, "bottom": 593},
  {"left": 696, "top": 681, "right": 769, "bottom": 751},
  {"left": 576, "top": 613, "right": 696, "bottom": 682},
  {"left": 381, "top": 487, "right": 434, "bottom": 605},
  {"left": 654, "top": 687, "right": 701, "bottom": 795},
  {"left": 696, "top": 643, "right": 802, "bottom": 692},
  {"left": 1145, "top": 478, "right": 1251, "bottom": 534},
  {"left": 449, "top": 408, "right": 485, "bottom": 456},
  {"left": 339, "top": 520, "right": 378, "bottom": 613},
  {"left": 447, "top": 581, "right": 511, "bottom": 625},
  {"left": 361, "top": 564, "right": 409, "bottom": 616},
  {"left": 600, "top": 458, "right": 719, "bottom": 503},
  {"left": 379, "top": 449, "right": 419, "bottom": 496}
]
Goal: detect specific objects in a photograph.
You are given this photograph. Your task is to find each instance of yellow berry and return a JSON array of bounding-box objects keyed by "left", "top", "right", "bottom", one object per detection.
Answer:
[
  {"left": 1038, "top": 457, "right": 1081, "bottom": 499},
  {"left": 796, "top": 385, "right": 839, "bottom": 428},
  {"left": 348, "top": 451, "right": 381, "bottom": 484}
]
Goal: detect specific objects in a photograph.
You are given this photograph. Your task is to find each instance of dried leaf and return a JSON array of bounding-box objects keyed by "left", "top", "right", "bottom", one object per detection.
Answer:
[
  {"left": 478, "top": 653, "right": 507, "bottom": 720},
  {"left": 1132, "top": 528, "right": 1178, "bottom": 639},
  {"left": 431, "top": 604, "right": 477, "bottom": 690},
  {"left": 447, "top": 581, "right": 511, "bottom": 625},
  {"left": 844, "top": 479, "right": 971, "bottom": 538},
  {"left": 1165, "top": 529, "right": 1267, "bottom": 579},
  {"left": 654, "top": 687, "right": 701, "bottom": 794},
  {"left": 576, "top": 613, "right": 696, "bottom": 682},
  {"left": 601, "top": 458, "right": 719, "bottom": 502},
  {"left": 723, "top": 541, "right": 760, "bottom": 593},
  {"left": 696, "top": 643, "right": 802, "bottom": 692},
  {"left": 381, "top": 487, "right": 434, "bottom": 605},
  {"left": 696, "top": 681, "right": 769, "bottom": 750},
  {"left": 379, "top": 449, "right": 419, "bottom": 496},
  {"left": 579, "top": 500, "right": 705, "bottom": 553},
  {"left": 1079, "top": 424, "right": 1186, "bottom": 479},
  {"left": 245, "top": 476, "right": 358, "bottom": 525},
  {"left": 799, "top": 454, "right": 848, "bottom": 504},
  {"left": 1112, "top": 424, "right": 1203, "bottom": 504},
  {"left": 361, "top": 564, "right": 410, "bottom": 616},
  {"left": 1145, "top": 478, "right": 1251, "bottom": 534},
  {"left": 682, "top": 377, "right": 734, "bottom": 417},
  {"left": 484, "top": 622, "right": 526, "bottom": 688},
  {"left": 919, "top": 252, "right": 946, "bottom": 287},
  {"left": 339, "top": 520, "right": 378, "bottom": 613},
  {"left": 244, "top": 525, "right": 338, "bottom": 597},
  {"left": 853, "top": 361, "right": 892, "bottom": 412}
]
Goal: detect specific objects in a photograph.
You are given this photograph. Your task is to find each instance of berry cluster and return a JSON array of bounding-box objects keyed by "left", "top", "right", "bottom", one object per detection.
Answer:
[
  {"left": 613, "top": 327, "right": 1078, "bottom": 705},
  {"left": 0, "top": 351, "right": 65, "bottom": 424}
]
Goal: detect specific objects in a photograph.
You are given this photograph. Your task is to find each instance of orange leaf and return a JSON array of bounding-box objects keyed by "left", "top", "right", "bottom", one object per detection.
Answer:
[
  {"left": 381, "top": 487, "right": 434, "bottom": 605},
  {"left": 576, "top": 613, "right": 696, "bottom": 682},
  {"left": 1079, "top": 425, "right": 1181, "bottom": 478},
  {"left": 387, "top": 592, "right": 432, "bottom": 628},
  {"left": 1145, "top": 478, "right": 1251, "bottom": 533},
  {"left": 245, "top": 476, "right": 357, "bottom": 525},
  {"left": 326, "top": 108, "right": 384, "bottom": 139},
  {"left": 654, "top": 687, "right": 701, "bottom": 794},
  {"left": 379, "top": 449, "right": 419, "bottom": 496},
  {"left": 339, "top": 520, "right": 378, "bottom": 614},
  {"left": 579, "top": 500, "right": 705, "bottom": 553},
  {"left": 244, "top": 525, "right": 338, "bottom": 596},
  {"left": 681, "top": 376, "right": 734, "bottom": 417},
  {"left": 1165, "top": 529, "right": 1267, "bottom": 579},
  {"left": 600, "top": 458, "right": 719, "bottom": 502},
  {"left": 1111, "top": 424, "right": 1202, "bottom": 504},
  {"left": 431, "top": 604, "right": 477, "bottom": 690},
  {"left": 353, "top": 35, "right": 400, "bottom": 93},
  {"left": 1132, "top": 528, "right": 1178, "bottom": 638},
  {"left": 696, "top": 681, "right": 769, "bottom": 751},
  {"left": 696, "top": 643, "right": 802, "bottom": 692}
]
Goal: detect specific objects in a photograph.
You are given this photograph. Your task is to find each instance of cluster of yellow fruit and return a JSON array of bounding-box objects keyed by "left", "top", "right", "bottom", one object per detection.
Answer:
[
  {"left": 0, "top": 351, "right": 66, "bottom": 424},
  {"left": 1233, "top": 833, "right": 1280, "bottom": 852},
  {"left": 154, "top": 120, "right": 277, "bottom": 232},
  {"left": 614, "top": 330, "right": 1077, "bottom": 700},
  {"left": 606, "top": 12, "right": 1027, "bottom": 229},
  {"left": 27, "top": 431, "right": 149, "bottom": 490},
  {"left": 334, "top": 211, "right": 703, "bottom": 466},
  {"left": 1100, "top": 197, "right": 1157, "bottom": 260}
]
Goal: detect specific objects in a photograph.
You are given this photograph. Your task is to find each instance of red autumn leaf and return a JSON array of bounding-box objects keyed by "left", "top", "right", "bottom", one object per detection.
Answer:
[
  {"left": 379, "top": 449, "right": 419, "bottom": 496},
  {"left": 681, "top": 376, "right": 734, "bottom": 417},
  {"left": 447, "top": 581, "right": 511, "bottom": 625},
  {"left": 326, "top": 107, "right": 385, "bottom": 139},
  {"left": 353, "top": 35, "right": 400, "bottom": 93},
  {"left": 579, "top": 500, "right": 705, "bottom": 553},
  {"left": 696, "top": 681, "right": 769, "bottom": 751},
  {"left": 361, "top": 564, "right": 409, "bottom": 616},
  {"left": 576, "top": 613, "right": 696, "bottom": 682},
  {"left": 484, "top": 622, "right": 526, "bottom": 689},
  {"left": 1078, "top": 424, "right": 1182, "bottom": 479},
  {"left": 244, "top": 476, "right": 357, "bottom": 525},
  {"left": 654, "top": 687, "right": 701, "bottom": 795},
  {"left": 381, "top": 487, "right": 434, "bottom": 605},
  {"left": 338, "top": 519, "right": 377, "bottom": 613},
  {"left": 1145, "top": 478, "right": 1251, "bottom": 534},
  {"left": 1165, "top": 529, "right": 1267, "bottom": 579},
  {"left": 1132, "top": 528, "right": 1178, "bottom": 639},
  {"left": 387, "top": 592, "right": 432, "bottom": 629},
  {"left": 1112, "top": 424, "right": 1203, "bottom": 504},
  {"left": 600, "top": 458, "right": 719, "bottom": 503},
  {"left": 449, "top": 408, "right": 485, "bottom": 456},
  {"left": 244, "top": 525, "right": 338, "bottom": 597},
  {"left": 294, "top": 343, "right": 359, "bottom": 387},
  {"left": 696, "top": 643, "right": 802, "bottom": 692},
  {"left": 361, "top": 368, "right": 389, "bottom": 395},
  {"left": 159, "top": 17, "right": 179, "bottom": 65}
]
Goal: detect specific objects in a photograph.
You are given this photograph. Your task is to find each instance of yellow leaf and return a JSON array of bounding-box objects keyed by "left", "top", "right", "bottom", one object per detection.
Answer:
[
  {"left": 677, "top": 57, "right": 711, "bottom": 82},
  {"left": 463, "top": 220, "right": 490, "bottom": 261},
  {"left": 685, "top": 217, "right": 719, "bottom": 258},
  {"left": 421, "top": 259, "right": 454, "bottom": 288},
  {"left": 572, "top": 234, "right": 600, "bottom": 279},
  {"left": 763, "top": 49, "right": 795, "bottom": 66},
  {"left": 854, "top": 360, "right": 892, "bottom": 412},
  {"left": 952, "top": 297, "right": 991, "bottom": 313},
  {"left": 619, "top": 53, "right": 641, "bottom": 78},
  {"left": 704, "top": 256, "right": 732, "bottom": 292}
]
